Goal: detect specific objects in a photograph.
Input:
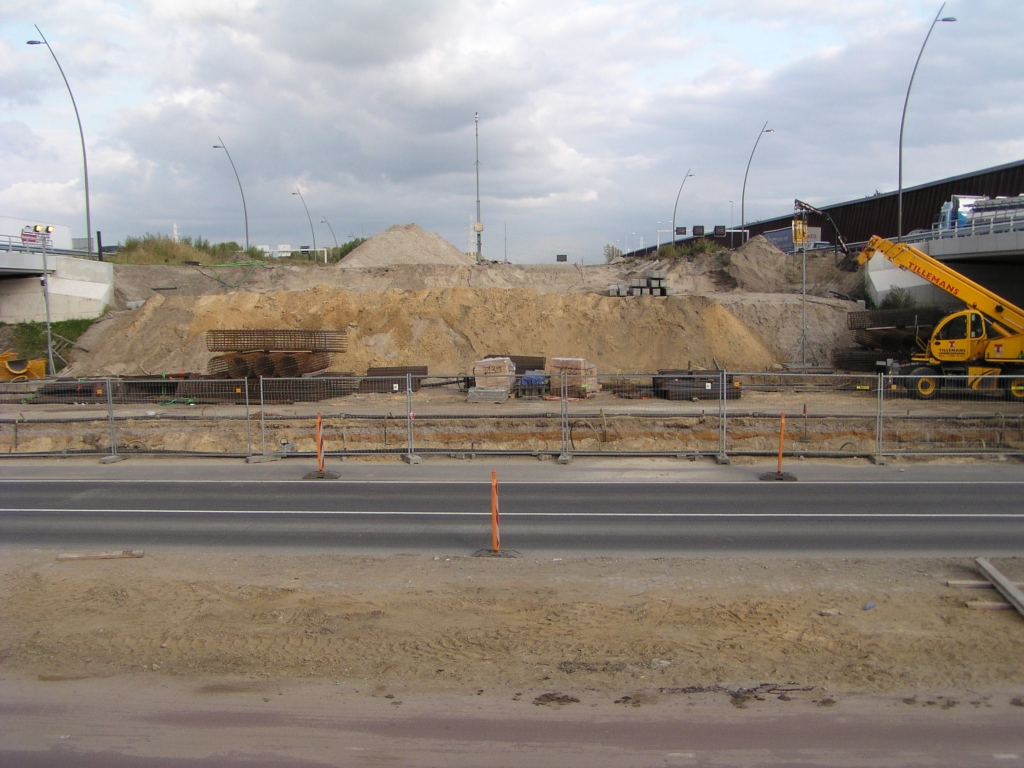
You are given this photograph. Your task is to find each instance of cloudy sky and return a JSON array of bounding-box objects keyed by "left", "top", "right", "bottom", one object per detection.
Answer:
[{"left": 1, "top": 0, "right": 1022, "bottom": 262}]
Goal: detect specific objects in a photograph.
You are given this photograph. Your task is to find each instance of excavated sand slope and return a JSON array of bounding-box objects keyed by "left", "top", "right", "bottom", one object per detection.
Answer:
[{"left": 67, "top": 286, "right": 778, "bottom": 376}]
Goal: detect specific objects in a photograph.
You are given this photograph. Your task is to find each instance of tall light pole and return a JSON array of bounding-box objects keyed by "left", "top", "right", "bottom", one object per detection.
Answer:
[
  {"left": 28, "top": 25, "right": 92, "bottom": 256},
  {"left": 897, "top": 4, "right": 956, "bottom": 241},
  {"left": 38, "top": 225, "right": 56, "bottom": 375},
  {"left": 671, "top": 170, "right": 694, "bottom": 252},
  {"left": 292, "top": 187, "right": 316, "bottom": 258},
  {"left": 740, "top": 121, "right": 774, "bottom": 244},
  {"left": 729, "top": 200, "right": 734, "bottom": 248},
  {"left": 321, "top": 218, "right": 339, "bottom": 248},
  {"left": 474, "top": 112, "right": 483, "bottom": 262},
  {"left": 213, "top": 137, "right": 249, "bottom": 250}
]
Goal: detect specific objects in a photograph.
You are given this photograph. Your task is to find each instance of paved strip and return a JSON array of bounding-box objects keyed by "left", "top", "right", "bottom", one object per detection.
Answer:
[{"left": 2, "top": 508, "right": 1023, "bottom": 517}]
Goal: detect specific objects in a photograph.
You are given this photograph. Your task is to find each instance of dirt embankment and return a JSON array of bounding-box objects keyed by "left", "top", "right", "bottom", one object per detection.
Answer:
[
  {"left": 67, "top": 287, "right": 781, "bottom": 377},
  {"left": 87, "top": 232, "right": 857, "bottom": 376}
]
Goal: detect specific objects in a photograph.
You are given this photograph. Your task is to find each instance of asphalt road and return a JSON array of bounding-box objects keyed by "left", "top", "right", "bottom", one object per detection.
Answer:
[{"left": 1, "top": 479, "right": 1023, "bottom": 555}]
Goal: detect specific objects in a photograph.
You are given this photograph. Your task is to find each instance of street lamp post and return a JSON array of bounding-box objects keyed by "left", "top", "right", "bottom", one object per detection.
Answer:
[
  {"left": 321, "top": 218, "right": 339, "bottom": 248},
  {"left": 740, "top": 121, "right": 774, "bottom": 244},
  {"left": 292, "top": 187, "right": 317, "bottom": 260},
  {"left": 729, "top": 200, "right": 734, "bottom": 248},
  {"left": 213, "top": 137, "right": 249, "bottom": 251},
  {"left": 39, "top": 227, "right": 55, "bottom": 375},
  {"left": 474, "top": 112, "right": 483, "bottom": 262},
  {"left": 27, "top": 25, "right": 92, "bottom": 256},
  {"left": 897, "top": 3, "right": 956, "bottom": 242},
  {"left": 671, "top": 170, "right": 694, "bottom": 252}
]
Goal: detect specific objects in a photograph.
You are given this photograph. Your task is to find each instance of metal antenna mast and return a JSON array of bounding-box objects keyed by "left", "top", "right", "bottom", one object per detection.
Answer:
[{"left": 474, "top": 112, "right": 483, "bottom": 262}]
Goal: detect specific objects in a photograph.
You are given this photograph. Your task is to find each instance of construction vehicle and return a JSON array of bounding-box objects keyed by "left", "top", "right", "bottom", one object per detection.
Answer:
[
  {"left": 0, "top": 350, "right": 46, "bottom": 381},
  {"left": 857, "top": 235, "right": 1024, "bottom": 400}
]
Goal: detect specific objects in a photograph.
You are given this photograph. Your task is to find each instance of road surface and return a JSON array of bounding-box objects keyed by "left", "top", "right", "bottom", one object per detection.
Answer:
[{"left": 1, "top": 478, "right": 1022, "bottom": 555}]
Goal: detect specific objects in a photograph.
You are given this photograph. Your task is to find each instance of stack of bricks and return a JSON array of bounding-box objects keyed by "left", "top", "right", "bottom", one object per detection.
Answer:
[
  {"left": 607, "top": 270, "right": 674, "bottom": 297},
  {"left": 549, "top": 357, "right": 599, "bottom": 398},
  {"left": 469, "top": 357, "right": 515, "bottom": 403}
]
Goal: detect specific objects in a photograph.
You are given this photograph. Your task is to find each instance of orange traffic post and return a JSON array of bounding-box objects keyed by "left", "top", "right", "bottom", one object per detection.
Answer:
[
  {"left": 760, "top": 411, "right": 796, "bottom": 481},
  {"left": 316, "top": 413, "right": 325, "bottom": 473},
  {"left": 303, "top": 412, "right": 338, "bottom": 479},
  {"left": 776, "top": 412, "right": 786, "bottom": 474},
  {"left": 491, "top": 469, "right": 500, "bottom": 553}
]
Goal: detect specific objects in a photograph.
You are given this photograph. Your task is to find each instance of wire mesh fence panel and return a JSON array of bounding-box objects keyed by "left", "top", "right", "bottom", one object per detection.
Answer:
[
  {"left": 257, "top": 377, "right": 415, "bottom": 457},
  {"left": 558, "top": 374, "right": 726, "bottom": 455},
  {"left": 0, "top": 380, "right": 113, "bottom": 456},
  {"left": 724, "top": 373, "right": 879, "bottom": 457},
  {"left": 880, "top": 374, "right": 1024, "bottom": 456},
  {"left": 0, "top": 414, "right": 112, "bottom": 456},
  {"left": 409, "top": 375, "right": 561, "bottom": 455},
  {"left": 108, "top": 378, "right": 253, "bottom": 456},
  {"left": 0, "top": 379, "right": 50, "bottom": 405}
]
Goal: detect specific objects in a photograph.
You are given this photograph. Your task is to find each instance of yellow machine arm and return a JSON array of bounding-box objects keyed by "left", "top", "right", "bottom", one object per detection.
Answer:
[{"left": 857, "top": 236, "right": 1024, "bottom": 336}]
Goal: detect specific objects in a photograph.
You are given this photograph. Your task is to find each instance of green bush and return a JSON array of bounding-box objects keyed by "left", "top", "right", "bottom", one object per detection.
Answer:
[
  {"left": 880, "top": 286, "right": 916, "bottom": 310},
  {"left": 4, "top": 317, "right": 98, "bottom": 371}
]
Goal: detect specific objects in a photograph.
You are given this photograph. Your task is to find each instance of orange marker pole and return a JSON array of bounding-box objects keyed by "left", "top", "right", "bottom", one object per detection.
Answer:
[
  {"left": 491, "top": 469, "right": 500, "bottom": 553},
  {"left": 776, "top": 412, "right": 786, "bottom": 475},
  {"left": 316, "top": 413, "right": 325, "bottom": 473}
]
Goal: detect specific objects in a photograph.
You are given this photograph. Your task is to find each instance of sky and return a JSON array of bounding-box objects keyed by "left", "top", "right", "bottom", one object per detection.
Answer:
[{"left": 1, "top": 0, "right": 1022, "bottom": 263}]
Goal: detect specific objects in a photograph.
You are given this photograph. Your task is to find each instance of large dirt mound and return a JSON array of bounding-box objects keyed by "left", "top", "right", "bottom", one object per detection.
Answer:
[
  {"left": 340, "top": 223, "right": 475, "bottom": 268},
  {"left": 67, "top": 287, "right": 778, "bottom": 376}
]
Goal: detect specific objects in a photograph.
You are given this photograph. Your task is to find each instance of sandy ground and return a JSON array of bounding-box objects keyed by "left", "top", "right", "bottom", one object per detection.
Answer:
[
  {"left": 4, "top": 550, "right": 1024, "bottom": 765},
  {"left": 4, "top": 551, "right": 1024, "bottom": 694}
]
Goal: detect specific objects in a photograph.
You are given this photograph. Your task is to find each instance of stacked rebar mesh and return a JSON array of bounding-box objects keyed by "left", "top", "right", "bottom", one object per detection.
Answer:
[{"left": 206, "top": 330, "right": 345, "bottom": 378}]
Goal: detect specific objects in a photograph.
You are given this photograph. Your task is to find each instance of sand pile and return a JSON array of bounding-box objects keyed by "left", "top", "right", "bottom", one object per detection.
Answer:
[
  {"left": 67, "top": 286, "right": 779, "bottom": 376},
  {"left": 724, "top": 235, "right": 790, "bottom": 292},
  {"left": 340, "top": 224, "right": 475, "bottom": 268}
]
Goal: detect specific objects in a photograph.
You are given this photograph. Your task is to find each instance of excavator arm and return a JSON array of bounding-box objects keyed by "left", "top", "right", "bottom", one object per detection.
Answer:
[
  {"left": 857, "top": 236, "right": 1024, "bottom": 336},
  {"left": 793, "top": 199, "right": 857, "bottom": 270}
]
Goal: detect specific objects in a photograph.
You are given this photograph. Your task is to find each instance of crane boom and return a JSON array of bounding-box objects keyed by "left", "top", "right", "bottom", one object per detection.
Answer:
[{"left": 858, "top": 235, "right": 1024, "bottom": 335}]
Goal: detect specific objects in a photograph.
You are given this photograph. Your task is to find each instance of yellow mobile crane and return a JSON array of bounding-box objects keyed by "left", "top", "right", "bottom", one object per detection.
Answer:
[{"left": 857, "top": 235, "right": 1024, "bottom": 400}]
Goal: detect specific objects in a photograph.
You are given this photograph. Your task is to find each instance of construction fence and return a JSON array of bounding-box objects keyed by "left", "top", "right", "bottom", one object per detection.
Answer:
[{"left": 0, "top": 372, "right": 1022, "bottom": 461}]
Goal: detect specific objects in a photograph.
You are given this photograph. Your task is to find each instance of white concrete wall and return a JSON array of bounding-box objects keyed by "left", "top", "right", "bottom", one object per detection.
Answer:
[
  {"left": 865, "top": 253, "right": 963, "bottom": 309},
  {"left": 0, "top": 255, "right": 113, "bottom": 323}
]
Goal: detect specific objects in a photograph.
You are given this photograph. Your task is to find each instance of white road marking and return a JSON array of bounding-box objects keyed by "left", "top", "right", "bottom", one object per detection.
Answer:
[
  {"left": 1, "top": 508, "right": 1023, "bottom": 518},
  {"left": 0, "top": 479, "right": 1023, "bottom": 486}
]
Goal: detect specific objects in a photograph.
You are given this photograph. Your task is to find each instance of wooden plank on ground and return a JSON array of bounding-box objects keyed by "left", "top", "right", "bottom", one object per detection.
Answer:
[
  {"left": 966, "top": 601, "right": 1013, "bottom": 610},
  {"left": 947, "top": 579, "right": 1024, "bottom": 588},
  {"left": 976, "top": 558, "right": 1024, "bottom": 619},
  {"left": 57, "top": 550, "right": 144, "bottom": 561}
]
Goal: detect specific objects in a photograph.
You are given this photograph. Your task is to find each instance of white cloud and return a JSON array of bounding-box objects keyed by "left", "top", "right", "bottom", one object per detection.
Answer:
[{"left": 0, "top": 0, "right": 1020, "bottom": 261}]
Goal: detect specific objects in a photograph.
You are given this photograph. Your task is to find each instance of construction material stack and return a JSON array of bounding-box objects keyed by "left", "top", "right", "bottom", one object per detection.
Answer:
[
  {"left": 206, "top": 329, "right": 345, "bottom": 378},
  {"left": 608, "top": 271, "right": 674, "bottom": 297},
  {"left": 469, "top": 357, "right": 515, "bottom": 403},
  {"left": 549, "top": 357, "right": 599, "bottom": 398}
]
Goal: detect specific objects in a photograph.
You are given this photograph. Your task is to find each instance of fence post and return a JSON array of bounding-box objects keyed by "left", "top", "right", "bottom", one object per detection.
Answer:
[
  {"left": 873, "top": 373, "right": 886, "bottom": 464},
  {"left": 244, "top": 378, "right": 252, "bottom": 457},
  {"left": 715, "top": 370, "right": 730, "bottom": 464},
  {"left": 99, "top": 377, "right": 126, "bottom": 463},
  {"left": 402, "top": 372, "right": 420, "bottom": 464},
  {"left": 259, "top": 376, "right": 266, "bottom": 456},
  {"left": 557, "top": 371, "right": 572, "bottom": 464},
  {"left": 107, "top": 377, "right": 116, "bottom": 457}
]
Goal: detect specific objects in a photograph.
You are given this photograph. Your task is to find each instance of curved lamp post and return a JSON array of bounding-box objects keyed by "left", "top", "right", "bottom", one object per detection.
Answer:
[
  {"left": 321, "top": 218, "right": 339, "bottom": 248},
  {"left": 27, "top": 25, "right": 92, "bottom": 255},
  {"left": 740, "top": 121, "right": 774, "bottom": 244},
  {"left": 897, "top": 4, "right": 956, "bottom": 241},
  {"left": 670, "top": 169, "right": 694, "bottom": 251},
  {"left": 292, "top": 187, "right": 317, "bottom": 257},
  {"left": 213, "top": 137, "right": 249, "bottom": 250}
]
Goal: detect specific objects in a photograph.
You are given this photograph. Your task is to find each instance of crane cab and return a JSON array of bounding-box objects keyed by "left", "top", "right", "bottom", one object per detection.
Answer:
[{"left": 929, "top": 311, "right": 988, "bottom": 363}]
